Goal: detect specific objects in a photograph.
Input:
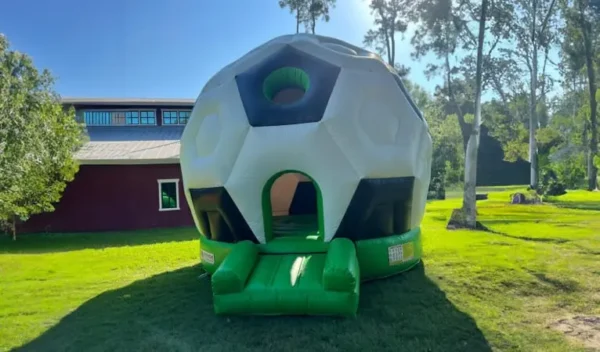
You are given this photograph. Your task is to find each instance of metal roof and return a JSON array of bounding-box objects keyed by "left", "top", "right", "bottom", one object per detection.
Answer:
[
  {"left": 76, "top": 126, "right": 184, "bottom": 165},
  {"left": 62, "top": 97, "right": 195, "bottom": 107}
]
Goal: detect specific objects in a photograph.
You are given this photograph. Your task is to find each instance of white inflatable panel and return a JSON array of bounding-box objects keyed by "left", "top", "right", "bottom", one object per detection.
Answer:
[
  {"left": 180, "top": 79, "right": 249, "bottom": 190},
  {"left": 181, "top": 33, "right": 432, "bottom": 243},
  {"left": 290, "top": 39, "right": 390, "bottom": 73},
  {"left": 323, "top": 70, "right": 428, "bottom": 175},
  {"left": 179, "top": 79, "right": 250, "bottom": 231},
  {"left": 322, "top": 69, "right": 431, "bottom": 227},
  {"left": 225, "top": 123, "right": 360, "bottom": 243}
]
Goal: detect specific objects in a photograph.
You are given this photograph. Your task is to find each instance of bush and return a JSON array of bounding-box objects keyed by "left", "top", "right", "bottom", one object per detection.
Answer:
[
  {"left": 553, "top": 154, "right": 587, "bottom": 189},
  {"left": 427, "top": 175, "right": 446, "bottom": 200},
  {"left": 539, "top": 169, "right": 567, "bottom": 196}
]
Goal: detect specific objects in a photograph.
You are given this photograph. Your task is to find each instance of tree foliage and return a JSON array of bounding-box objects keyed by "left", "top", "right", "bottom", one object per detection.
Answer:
[
  {"left": 305, "top": 0, "right": 336, "bottom": 34},
  {"left": 0, "top": 34, "right": 85, "bottom": 239},
  {"left": 406, "top": 81, "right": 465, "bottom": 187},
  {"left": 560, "top": 0, "right": 599, "bottom": 190},
  {"left": 277, "top": 0, "right": 600, "bottom": 194},
  {"left": 279, "top": 0, "right": 308, "bottom": 33},
  {"left": 363, "top": 0, "right": 410, "bottom": 76},
  {"left": 278, "top": 0, "right": 336, "bottom": 34}
]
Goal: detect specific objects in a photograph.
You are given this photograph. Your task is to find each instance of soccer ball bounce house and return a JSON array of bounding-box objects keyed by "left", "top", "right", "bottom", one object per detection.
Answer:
[{"left": 180, "top": 34, "right": 432, "bottom": 316}]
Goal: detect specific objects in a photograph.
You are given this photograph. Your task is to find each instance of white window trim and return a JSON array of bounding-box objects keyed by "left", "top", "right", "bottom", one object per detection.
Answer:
[{"left": 157, "top": 179, "right": 180, "bottom": 212}]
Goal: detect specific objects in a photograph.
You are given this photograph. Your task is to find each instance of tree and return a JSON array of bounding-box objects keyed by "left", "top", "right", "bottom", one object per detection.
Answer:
[
  {"left": 499, "top": 0, "right": 559, "bottom": 189},
  {"left": 561, "top": 0, "right": 599, "bottom": 190},
  {"left": 411, "top": 0, "right": 473, "bottom": 152},
  {"left": 363, "top": 0, "right": 410, "bottom": 76},
  {"left": 278, "top": 0, "right": 335, "bottom": 34},
  {"left": 411, "top": 0, "right": 511, "bottom": 227},
  {"left": 406, "top": 80, "right": 465, "bottom": 189},
  {"left": 461, "top": 0, "right": 488, "bottom": 228},
  {"left": 483, "top": 95, "right": 531, "bottom": 163},
  {"left": 279, "top": 0, "right": 308, "bottom": 33},
  {"left": 305, "top": 0, "right": 336, "bottom": 34},
  {"left": 411, "top": 0, "right": 511, "bottom": 152},
  {"left": 536, "top": 86, "right": 589, "bottom": 189},
  {"left": 0, "top": 34, "right": 84, "bottom": 240}
]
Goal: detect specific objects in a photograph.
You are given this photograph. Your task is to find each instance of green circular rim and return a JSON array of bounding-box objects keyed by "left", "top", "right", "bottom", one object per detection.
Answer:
[{"left": 262, "top": 67, "right": 310, "bottom": 103}]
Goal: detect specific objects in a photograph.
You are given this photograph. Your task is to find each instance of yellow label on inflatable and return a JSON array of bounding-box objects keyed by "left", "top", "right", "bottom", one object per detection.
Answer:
[{"left": 388, "top": 242, "right": 415, "bottom": 265}]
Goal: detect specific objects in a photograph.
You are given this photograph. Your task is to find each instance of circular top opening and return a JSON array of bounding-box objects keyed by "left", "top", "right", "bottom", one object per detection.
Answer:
[{"left": 263, "top": 67, "right": 310, "bottom": 105}]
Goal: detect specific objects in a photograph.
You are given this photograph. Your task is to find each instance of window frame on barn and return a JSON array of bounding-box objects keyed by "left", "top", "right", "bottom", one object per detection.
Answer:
[
  {"left": 82, "top": 109, "right": 157, "bottom": 126},
  {"left": 157, "top": 179, "right": 180, "bottom": 211},
  {"left": 162, "top": 110, "right": 191, "bottom": 125}
]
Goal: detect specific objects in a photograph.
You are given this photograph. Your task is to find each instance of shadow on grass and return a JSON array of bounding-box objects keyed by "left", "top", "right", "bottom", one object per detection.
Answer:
[
  {"left": 543, "top": 196, "right": 600, "bottom": 212},
  {"left": 0, "top": 227, "right": 198, "bottom": 254},
  {"left": 551, "top": 203, "right": 600, "bottom": 211},
  {"left": 572, "top": 244, "right": 600, "bottom": 256},
  {"left": 476, "top": 221, "right": 571, "bottom": 244},
  {"left": 486, "top": 230, "right": 570, "bottom": 244},
  {"left": 525, "top": 270, "right": 580, "bottom": 293},
  {"left": 16, "top": 263, "right": 491, "bottom": 352}
]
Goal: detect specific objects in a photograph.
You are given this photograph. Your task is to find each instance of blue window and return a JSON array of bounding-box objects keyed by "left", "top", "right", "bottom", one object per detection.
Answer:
[
  {"left": 84, "top": 111, "right": 111, "bottom": 125},
  {"left": 179, "top": 111, "right": 190, "bottom": 124},
  {"left": 163, "top": 111, "right": 177, "bottom": 125},
  {"left": 163, "top": 110, "right": 191, "bottom": 125},
  {"left": 140, "top": 111, "right": 156, "bottom": 125},
  {"left": 83, "top": 110, "right": 157, "bottom": 126}
]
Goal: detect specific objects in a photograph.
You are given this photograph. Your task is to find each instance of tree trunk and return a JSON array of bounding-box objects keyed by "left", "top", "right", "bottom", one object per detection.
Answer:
[
  {"left": 296, "top": 8, "right": 300, "bottom": 33},
  {"left": 444, "top": 52, "right": 470, "bottom": 153},
  {"left": 11, "top": 215, "right": 16, "bottom": 241},
  {"left": 529, "top": 0, "right": 539, "bottom": 189},
  {"left": 580, "top": 4, "right": 598, "bottom": 191},
  {"left": 462, "top": 0, "right": 488, "bottom": 229},
  {"left": 390, "top": 13, "right": 396, "bottom": 65},
  {"left": 529, "top": 80, "right": 538, "bottom": 189},
  {"left": 310, "top": 0, "right": 316, "bottom": 35}
]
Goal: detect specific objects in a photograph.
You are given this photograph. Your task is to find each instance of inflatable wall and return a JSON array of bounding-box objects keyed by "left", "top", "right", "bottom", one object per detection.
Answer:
[{"left": 179, "top": 34, "right": 432, "bottom": 316}]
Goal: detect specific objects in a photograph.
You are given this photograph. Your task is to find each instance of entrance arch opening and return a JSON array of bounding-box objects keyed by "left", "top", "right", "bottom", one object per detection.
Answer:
[{"left": 262, "top": 171, "right": 324, "bottom": 242}]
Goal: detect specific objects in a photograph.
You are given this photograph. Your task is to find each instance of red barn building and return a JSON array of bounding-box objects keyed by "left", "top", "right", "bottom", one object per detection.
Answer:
[{"left": 20, "top": 98, "right": 197, "bottom": 233}]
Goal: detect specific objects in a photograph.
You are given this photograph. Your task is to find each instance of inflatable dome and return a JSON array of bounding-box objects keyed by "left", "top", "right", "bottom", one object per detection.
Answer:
[{"left": 180, "top": 34, "right": 432, "bottom": 316}]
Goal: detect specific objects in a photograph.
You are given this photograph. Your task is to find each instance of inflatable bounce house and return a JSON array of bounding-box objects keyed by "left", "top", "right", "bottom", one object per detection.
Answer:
[{"left": 180, "top": 34, "right": 432, "bottom": 316}]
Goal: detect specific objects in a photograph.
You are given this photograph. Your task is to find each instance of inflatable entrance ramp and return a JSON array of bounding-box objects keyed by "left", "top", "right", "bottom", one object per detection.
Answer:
[{"left": 179, "top": 33, "right": 432, "bottom": 316}]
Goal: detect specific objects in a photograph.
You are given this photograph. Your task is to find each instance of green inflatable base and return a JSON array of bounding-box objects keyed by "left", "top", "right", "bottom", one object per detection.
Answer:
[
  {"left": 199, "top": 228, "right": 422, "bottom": 316},
  {"left": 355, "top": 227, "right": 422, "bottom": 281}
]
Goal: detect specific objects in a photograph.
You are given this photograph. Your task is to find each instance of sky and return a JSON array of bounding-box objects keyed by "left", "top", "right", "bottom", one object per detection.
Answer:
[{"left": 0, "top": 0, "right": 441, "bottom": 99}]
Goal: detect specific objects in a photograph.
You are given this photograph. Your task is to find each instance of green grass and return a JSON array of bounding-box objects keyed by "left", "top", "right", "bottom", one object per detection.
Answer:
[
  {"left": 445, "top": 184, "right": 528, "bottom": 199},
  {"left": 1, "top": 189, "right": 599, "bottom": 352},
  {"left": 545, "top": 189, "right": 600, "bottom": 211}
]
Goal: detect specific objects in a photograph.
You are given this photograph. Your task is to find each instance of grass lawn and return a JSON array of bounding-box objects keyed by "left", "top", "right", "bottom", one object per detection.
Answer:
[{"left": 1, "top": 189, "right": 599, "bottom": 352}]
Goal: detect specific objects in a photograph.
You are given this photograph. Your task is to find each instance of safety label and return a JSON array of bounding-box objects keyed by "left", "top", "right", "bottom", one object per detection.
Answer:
[{"left": 201, "top": 249, "right": 215, "bottom": 264}]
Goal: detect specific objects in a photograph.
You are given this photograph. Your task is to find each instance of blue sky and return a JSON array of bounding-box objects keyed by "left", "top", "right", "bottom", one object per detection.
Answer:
[{"left": 0, "top": 0, "right": 440, "bottom": 99}]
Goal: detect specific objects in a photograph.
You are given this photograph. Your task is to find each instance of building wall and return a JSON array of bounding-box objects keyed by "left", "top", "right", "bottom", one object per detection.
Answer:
[
  {"left": 477, "top": 125, "right": 530, "bottom": 186},
  {"left": 20, "top": 164, "right": 194, "bottom": 233}
]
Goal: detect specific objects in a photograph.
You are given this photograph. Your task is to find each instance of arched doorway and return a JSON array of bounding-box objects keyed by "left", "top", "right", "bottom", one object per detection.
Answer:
[{"left": 262, "top": 170, "right": 324, "bottom": 242}]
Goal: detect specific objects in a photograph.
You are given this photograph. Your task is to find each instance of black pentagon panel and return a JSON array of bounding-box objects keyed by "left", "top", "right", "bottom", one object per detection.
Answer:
[
  {"left": 335, "top": 177, "right": 415, "bottom": 241},
  {"left": 392, "top": 73, "right": 426, "bottom": 123},
  {"left": 189, "top": 187, "right": 257, "bottom": 243},
  {"left": 235, "top": 44, "right": 341, "bottom": 127}
]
